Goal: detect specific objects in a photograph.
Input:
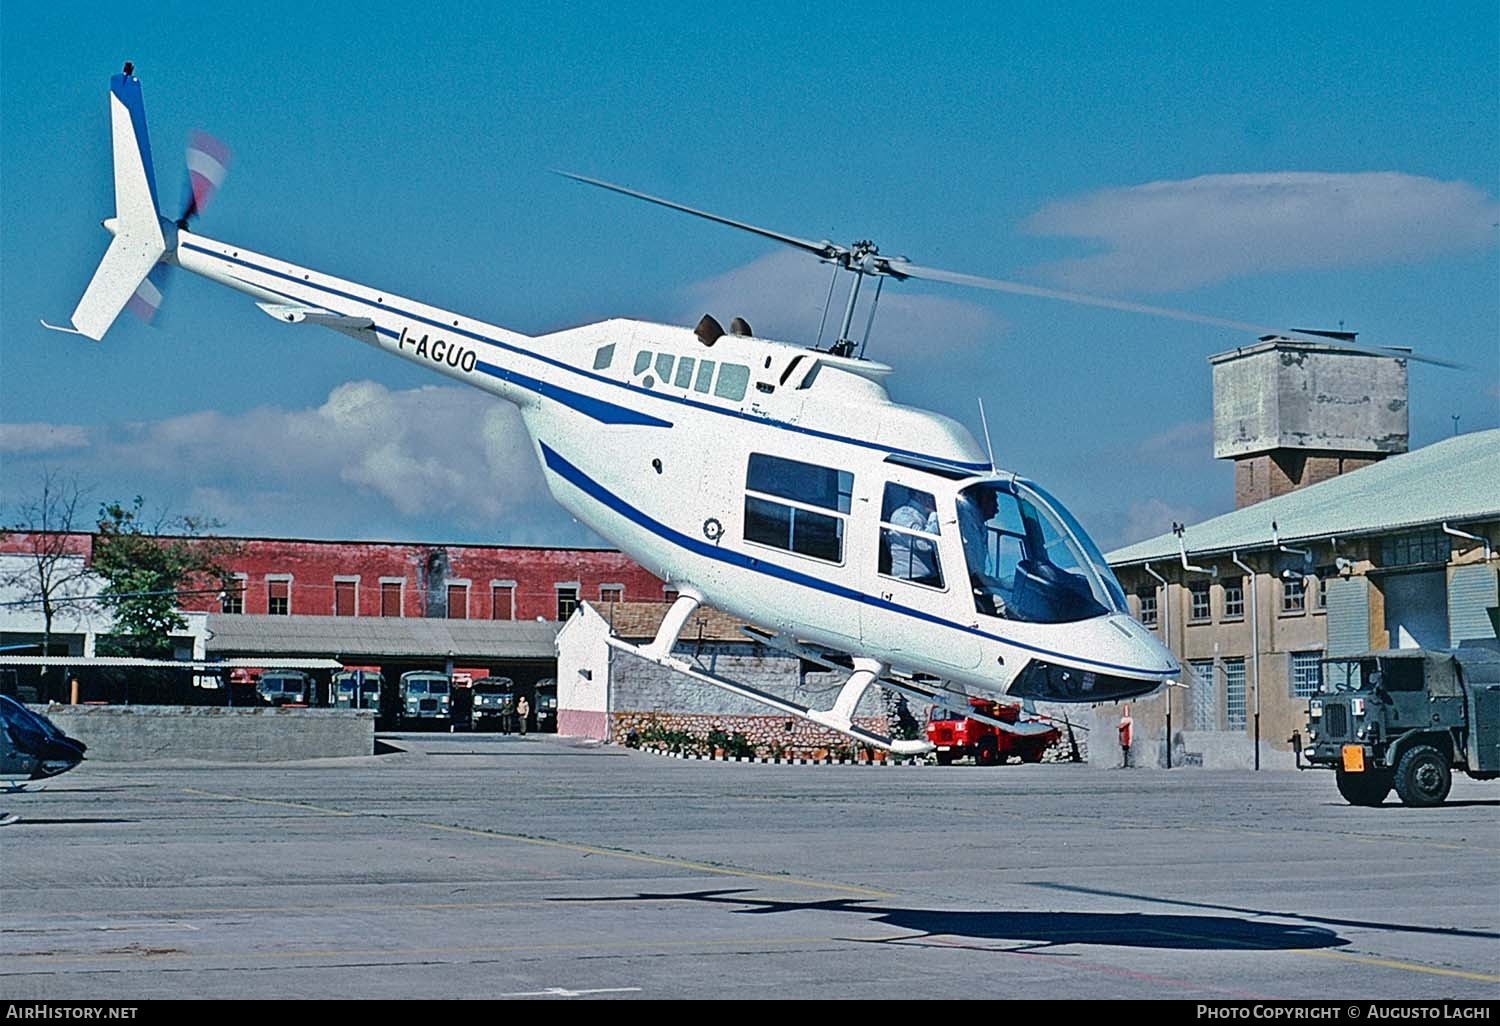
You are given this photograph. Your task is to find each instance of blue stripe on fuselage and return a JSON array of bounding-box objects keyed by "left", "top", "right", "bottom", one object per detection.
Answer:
[
  {"left": 539, "top": 442, "right": 1174, "bottom": 680},
  {"left": 223, "top": 273, "right": 670, "bottom": 428},
  {"left": 184, "top": 239, "right": 992, "bottom": 472}
]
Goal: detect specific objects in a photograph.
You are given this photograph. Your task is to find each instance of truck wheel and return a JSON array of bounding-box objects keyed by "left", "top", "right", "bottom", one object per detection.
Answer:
[
  {"left": 1019, "top": 745, "right": 1045, "bottom": 764},
  {"left": 1335, "top": 769, "right": 1391, "bottom": 807},
  {"left": 1393, "top": 745, "right": 1451, "bottom": 807},
  {"left": 975, "top": 736, "right": 999, "bottom": 766},
  {"left": 935, "top": 751, "right": 954, "bottom": 766}
]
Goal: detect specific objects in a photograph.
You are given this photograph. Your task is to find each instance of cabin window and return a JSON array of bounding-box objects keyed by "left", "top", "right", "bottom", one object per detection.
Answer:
[
  {"left": 593, "top": 344, "right": 616, "bottom": 370},
  {"left": 654, "top": 353, "right": 675, "bottom": 382},
  {"left": 743, "top": 454, "right": 853, "bottom": 564},
  {"left": 694, "top": 359, "right": 716, "bottom": 393},
  {"left": 674, "top": 356, "right": 697, "bottom": 388},
  {"left": 633, "top": 351, "right": 652, "bottom": 375},
  {"left": 714, "top": 363, "right": 750, "bottom": 401},
  {"left": 746, "top": 454, "right": 852, "bottom": 513},
  {"left": 878, "top": 483, "right": 944, "bottom": 587}
]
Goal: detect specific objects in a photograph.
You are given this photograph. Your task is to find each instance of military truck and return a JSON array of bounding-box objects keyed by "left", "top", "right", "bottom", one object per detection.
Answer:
[
  {"left": 1305, "top": 645, "right": 1499, "bottom": 807},
  {"left": 467, "top": 676, "right": 515, "bottom": 732},
  {"left": 256, "top": 669, "right": 312, "bottom": 707},
  {"left": 331, "top": 667, "right": 383, "bottom": 711},
  {"left": 397, "top": 670, "right": 452, "bottom": 729}
]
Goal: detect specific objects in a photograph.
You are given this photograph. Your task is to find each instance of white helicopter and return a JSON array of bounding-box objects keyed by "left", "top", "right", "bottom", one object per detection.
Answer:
[{"left": 46, "top": 65, "right": 1440, "bottom": 755}]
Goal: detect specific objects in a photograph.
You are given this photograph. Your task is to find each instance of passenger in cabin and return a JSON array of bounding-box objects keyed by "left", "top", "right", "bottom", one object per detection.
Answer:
[{"left": 886, "top": 491, "right": 941, "bottom": 584}]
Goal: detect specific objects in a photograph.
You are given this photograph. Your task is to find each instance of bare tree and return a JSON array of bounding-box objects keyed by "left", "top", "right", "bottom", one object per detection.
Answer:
[{"left": 1, "top": 471, "right": 95, "bottom": 672}]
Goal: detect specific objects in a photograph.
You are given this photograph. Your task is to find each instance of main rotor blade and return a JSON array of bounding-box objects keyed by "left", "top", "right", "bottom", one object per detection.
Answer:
[
  {"left": 888, "top": 260, "right": 1466, "bottom": 368},
  {"left": 556, "top": 171, "right": 844, "bottom": 262}
]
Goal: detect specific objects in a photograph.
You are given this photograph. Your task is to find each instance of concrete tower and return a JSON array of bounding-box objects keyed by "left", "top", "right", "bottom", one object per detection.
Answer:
[{"left": 1211, "top": 334, "right": 1409, "bottom": 509}]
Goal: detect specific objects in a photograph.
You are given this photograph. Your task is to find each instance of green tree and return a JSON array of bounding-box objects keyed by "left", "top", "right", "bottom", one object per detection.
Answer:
[{"left": 91, "top": 498, "right": 239, "bottom": 658}]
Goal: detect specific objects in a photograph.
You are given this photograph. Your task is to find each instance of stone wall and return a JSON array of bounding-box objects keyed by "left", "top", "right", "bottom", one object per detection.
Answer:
[{"left": 37, "top": 704, "right": 374, "bottom": 762}]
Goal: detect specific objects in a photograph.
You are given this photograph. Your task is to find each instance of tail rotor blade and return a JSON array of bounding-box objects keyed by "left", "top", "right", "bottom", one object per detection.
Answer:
[
  {"left": 125, "top": 264, "right": 170, "bottom": 325},
  {"left": 182, "top": 130, "right": 230, "bottom": 222}
]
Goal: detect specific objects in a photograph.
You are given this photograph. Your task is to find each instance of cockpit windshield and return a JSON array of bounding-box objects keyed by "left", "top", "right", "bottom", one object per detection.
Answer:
[{"left": 956, "top": 479, "right": 1128, "bottom": 624}]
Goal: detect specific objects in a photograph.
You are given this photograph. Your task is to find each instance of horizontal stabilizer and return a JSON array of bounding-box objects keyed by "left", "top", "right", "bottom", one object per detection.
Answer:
[
  {"left": 255, "top": 301, "right": 378, "bottom": 344},
  {"left": 255, "top": 302, "right": 374, "bottom": 330}
]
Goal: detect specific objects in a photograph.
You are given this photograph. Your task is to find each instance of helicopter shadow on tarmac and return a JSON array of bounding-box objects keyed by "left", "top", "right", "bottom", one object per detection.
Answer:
[{"left": 548, "top": 888, "right": 1349, "bottom": 952}]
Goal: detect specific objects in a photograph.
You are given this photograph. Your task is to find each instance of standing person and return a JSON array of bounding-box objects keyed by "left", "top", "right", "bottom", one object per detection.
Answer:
[
  {"left": 1118, "top": 705, "right": 1134, "bottom": 768},
  {"left": 515, "top": 694, "right": 530, "bottom": 736}
]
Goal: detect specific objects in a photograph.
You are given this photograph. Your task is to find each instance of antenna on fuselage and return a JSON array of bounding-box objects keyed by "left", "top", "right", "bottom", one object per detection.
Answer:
[{"left": 977, "top": 397, "right": 997, "bottom": 474}]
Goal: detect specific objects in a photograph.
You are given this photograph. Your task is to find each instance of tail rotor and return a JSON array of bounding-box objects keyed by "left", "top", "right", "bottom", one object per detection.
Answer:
[{"left": 128, "top": 130, "right": 231, "bottom": 325}]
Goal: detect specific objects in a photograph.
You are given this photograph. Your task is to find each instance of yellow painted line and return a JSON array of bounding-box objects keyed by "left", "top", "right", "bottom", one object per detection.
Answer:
[
  {"left": 1299, "top": 947, "right": 1500, "bottom": 983},
  {"left": 177, "top": 787, "right": 894, "bottom": 899},
  {"left": 5, "top": 933, "right": 894, "bottom": 967},
  {"left": 4, "top": 897, "right": 773, "bottom": 920}
]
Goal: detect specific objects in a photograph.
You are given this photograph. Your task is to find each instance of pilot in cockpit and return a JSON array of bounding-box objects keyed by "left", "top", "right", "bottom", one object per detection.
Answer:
[{"left": 958, "top": 486, "right": 1007, "bottom": 616}]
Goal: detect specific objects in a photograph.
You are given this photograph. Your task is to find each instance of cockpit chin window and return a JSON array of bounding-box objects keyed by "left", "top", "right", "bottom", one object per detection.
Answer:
[{"left": 956, "top": 480, "right": 1128, "bottom": 624}]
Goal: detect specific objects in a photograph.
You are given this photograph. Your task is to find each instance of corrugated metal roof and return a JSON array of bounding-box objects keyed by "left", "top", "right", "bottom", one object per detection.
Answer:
[
  {"left": 205, "top": 614, "right": 560, "bottom": 659},
  {"left": 1107, "top": 428, "right": 1500, "bottom": 566}
]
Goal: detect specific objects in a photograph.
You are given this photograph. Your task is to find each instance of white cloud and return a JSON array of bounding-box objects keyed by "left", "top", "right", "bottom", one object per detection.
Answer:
[
  {"left": 1023, "top": 172, "right": 1500, "bottom": 293},
  {"left": 0, "top": 382, "right": 589, "bottom": 544},
  {"left": 1116, "top": 498, "right": 1206, "bottom": 549},
  {"left": 676, "top": 249, "right": 1006, "bottom": 357},
  {"left": 0, "top": 422, "right": 88, "bottom": 453},
  {"left": 1135, "top": 419, "right": 1214, "bottom": 465}
]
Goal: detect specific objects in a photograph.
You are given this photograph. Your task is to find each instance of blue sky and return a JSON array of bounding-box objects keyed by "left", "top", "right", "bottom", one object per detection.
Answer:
[{"left": 2, "top": 2, "right": 1496, "bottom": 551}]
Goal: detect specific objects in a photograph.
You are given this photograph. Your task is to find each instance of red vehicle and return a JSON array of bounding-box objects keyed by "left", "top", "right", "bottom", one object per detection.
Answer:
[{"left": 926, "top": 697, "right": 1061, "bottom": 766}]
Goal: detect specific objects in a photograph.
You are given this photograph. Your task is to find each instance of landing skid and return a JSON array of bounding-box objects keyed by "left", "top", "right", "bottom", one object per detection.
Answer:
[
  {"left": 742, "top": 624, "right": 1087, "bottom": 739},
  {"left": 615, "top": 594, "right": 932, "bottom": 755}
]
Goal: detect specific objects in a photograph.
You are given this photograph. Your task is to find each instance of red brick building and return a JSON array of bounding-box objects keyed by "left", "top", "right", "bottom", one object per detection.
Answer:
[{"left": 0, "top": 532, "right": 670, "bottom": 622}]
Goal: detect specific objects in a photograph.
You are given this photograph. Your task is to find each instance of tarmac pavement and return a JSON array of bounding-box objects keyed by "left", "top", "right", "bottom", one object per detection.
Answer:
[{"left": 1, "top": 732, "right": 1496, "bottom": 1001}]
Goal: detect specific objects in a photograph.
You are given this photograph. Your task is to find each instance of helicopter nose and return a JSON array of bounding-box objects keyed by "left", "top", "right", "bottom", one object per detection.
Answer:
[
  {"left": 1105, "top": 614, "right": 1180, "bottom": 676},
  {"left": 1006, "top": 614, "right": 1178, "bottom": 703}
]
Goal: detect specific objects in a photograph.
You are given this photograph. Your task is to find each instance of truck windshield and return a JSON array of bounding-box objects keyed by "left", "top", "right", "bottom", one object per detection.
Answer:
[{"left": 1323, "top": 659, "right": 1376, "bottom": 692}]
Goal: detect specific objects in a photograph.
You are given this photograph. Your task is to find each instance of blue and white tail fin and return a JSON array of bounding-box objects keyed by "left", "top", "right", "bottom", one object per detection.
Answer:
[{"left": 45, "top": 64, "right": 167, "bottom": 341}]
